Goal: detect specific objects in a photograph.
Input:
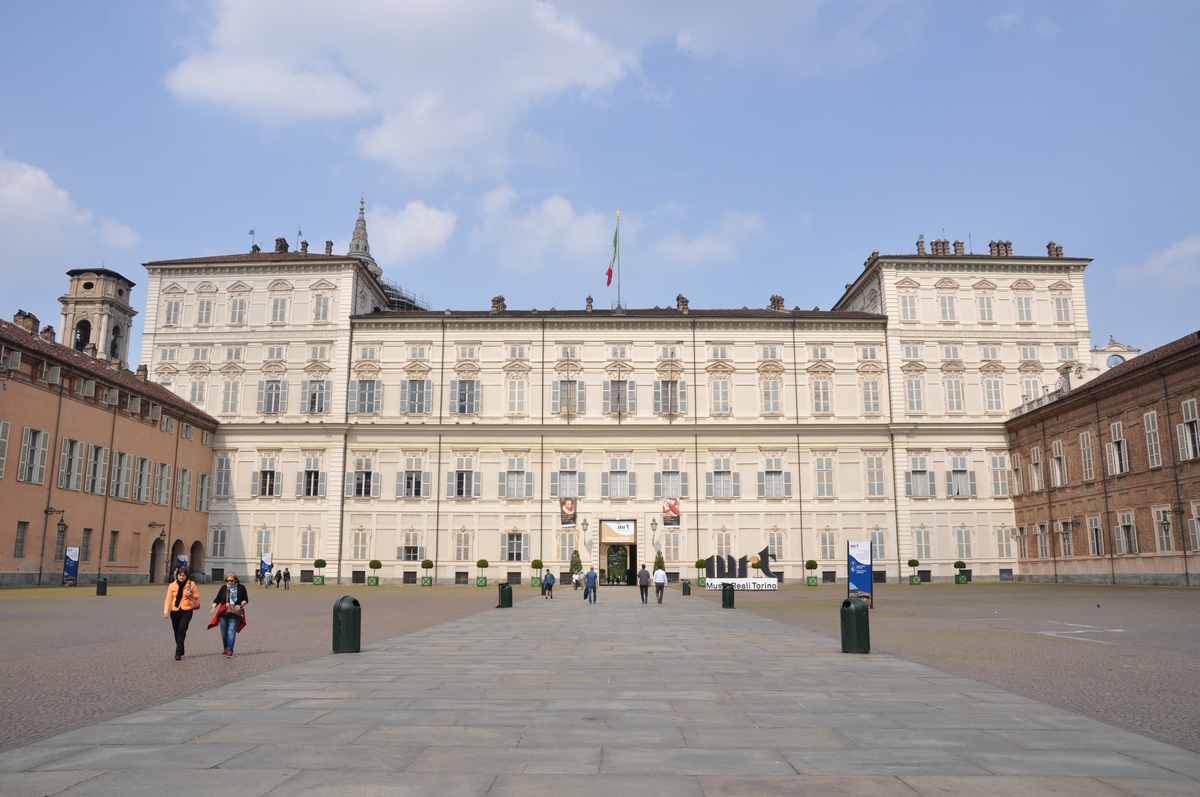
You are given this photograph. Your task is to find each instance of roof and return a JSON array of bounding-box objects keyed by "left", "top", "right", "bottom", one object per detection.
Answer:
[
  {"left": 66, "top": 267, "right": 136, "bottom": 287},
  {"left": 355, "top": 307, "right": 886, "bottom": 322},
  {"left": 145, "top": 253, "right": 355, "bottom": 266},
  {"left": 0, "top": 318, "right": 217, "bottom": 427},
  {"left": 1071, "top": 329, "right": 1200, "bottom": 394}
]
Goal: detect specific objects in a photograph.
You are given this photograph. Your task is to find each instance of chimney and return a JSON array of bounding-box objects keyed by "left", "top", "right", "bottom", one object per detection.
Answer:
[
  {"left": 676, "top": 294, "right": 689, "bottom": 313},
  {"left": 1004, "top": 240, "right": 1013, "bottom": 256},
  {"left": 136, "top": 364, "right": 148, "bottom": 381},
  {"left": 84, "top": 342, "right": 97, "bottom": 358},
  {"left": 1055, "top": 244, "right": 1063, "bottom": 257},
  {"left": 250, "top": 243, "right": 261, "bottom": 253},
  {"left": 490, "top": 295, "right": 506, "bottom": 313},
  {"left": 274, "top": 237, "right": 289, "bottom": 253},
  {"left": 916, "top": 237, "right": 926, "bottom": 255},
  {"left": 300, "top": 240, "right": 309, "bottom": 254},
  {"left": 953, "top": 240, "right": 964, "bottom": 256},
  {"left": 585, "top": 296, "right": 593, "bottom": 312},
  {"left": 13, "top": 310, "right": 39, "bottom": 332},
  {"left": 989, "top": 240, "right": 998, "bottom": 256},
  {"left": 325, "top": 240, "right": 334, "bottom": 255},
  {"left": 769, "top": 295, "right": 785, "bottom": 311},
  {"left": 39, "top": 325, "right": 55, "bottom": 342}
]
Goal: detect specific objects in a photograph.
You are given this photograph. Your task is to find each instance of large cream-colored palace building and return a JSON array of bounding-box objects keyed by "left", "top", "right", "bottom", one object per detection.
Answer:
[{"left": 141, "top": 210, "right": 1123, "bottom": 585}]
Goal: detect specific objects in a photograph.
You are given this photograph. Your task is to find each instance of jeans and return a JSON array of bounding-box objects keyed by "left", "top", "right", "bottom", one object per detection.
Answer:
[
  {"left": 219, "top": 615, "right": 239, "bottom": 652},
  {"left": 639, "top": 584, "right": 649, "bottom": 603},
  {"left": 169, "top": 609, "right": 193, "bottom": 656}
]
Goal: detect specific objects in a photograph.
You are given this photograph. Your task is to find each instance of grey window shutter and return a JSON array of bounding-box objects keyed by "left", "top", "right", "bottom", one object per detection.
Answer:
[
  {"left": 499, "top": 470, "right": 507, "bottom": 498},
  {"left": 300, "top": 380, "right": 309, "bottom": 413},
  {"left": 680, "top": 471, "right": 688, "bottom": 498},
  {"left": 372, "top": 381, "right": 382, "bottom": 413},
  {"left": 600, "top": 471, "right": 609, "bottom": 498},
  {"left": 576, "top": 381, "right": 586, "bottom": 414},
  {"left": 423, "top": 380, "right": 433, "bottom": 413},
  {"left": 273, "top": 471, "right": 283, "bottom": 496},
  {"left": 348, "top": 380, "right": 359, "bottom": 413},
  {"left": 250, "top": 471, "right": 260, "bottom": 497},
  {"left": 58, "top": 439, "right": 71, "bottom": 488},
  {"left": 602, "top": 381, "right": 611, "bottom": 413},
  {"left": 345, "top": 472, "right": 355, "bottom": 497},
  {"left": 421, "top": 472, "right": 431, "bottom": 498},
  {"left": 318, "top": 471, "right": 327, "bottom": 497},
  {"left": 577, "top": 472, "right": 586, "bottom": 497},
  {"left": 732, "top": 471, "right": 741, "bottom": 498},
  {"left": 446, "top": 471, "right": 455, "bottom": 497},
  {"left": 653, "top": 381, "right": 662, "bottom": 414},
  {"left": 679, "top": 381, "right": 688, "bottom": 414},
  {"left": 256, "top": 381, "right": 266, "bottom": 413},
  {"left": 969, "top": 471, "right": 978, "bottom": 497},
  {"left": 296, "top": 472, "right": 305, "bottom": 497},
  {"left": 371, "top": 472, "right": 381, "bottom": 498},
  {"left": 946, "top": 471, "right": 954, "bottom": 496},
  {"left": 705, "top": 472, "right": 714, "bottom": 498},
  {"left": 1178, "top": 424, "right": 1191, "bottom": 460},
  {"left": 629, "top": 471, "right": 637, "bottom": 498},
  {"left": 279, "top": 380, "right": 288, "bottom": 412},
  {"left": 525, "top": 471, "right": 534, "bottom": 498},
  {"left": 471, "top": 381, "right": 481, "bottom": 414},
  {"left": 396, "top": 472, "right": 404, "bottom": 497},
  {"left": 400, "top": 380, "right": 410, "bottom": 414},
  {"left": 549, "top": 471, "right": 558, "bottom": 497},
  {"left": 757, "top": 472, "right": 765, "bottom": 498},
  {"left": 928, "top": 471, "right": 937, "bottom": 497},
  {"left": 784, "top": 471, "right": 793, "bottom": 498},
  {"left": 448, "top": 379, "right": 459, "bottom": 414},
  {"left": 551, "top": 380, "right": 561, "bottom": 414},
  {"left": 653, "top": 472, "right": 662, "bottom": 499},
  {"left": 473, "top": 472, "right": 482, "bottom": 498},
  {"left": 522, "top": 533, "right": 531, "bottom": 561},
  {"left": 904, "top": 471, "right": 913, "bottom": 496},
  {"left": 627, "top": 381, "right": 636, "bottom": 414},
  {"left": 323, "top": 380, "right": 332, "bottom": 410}
]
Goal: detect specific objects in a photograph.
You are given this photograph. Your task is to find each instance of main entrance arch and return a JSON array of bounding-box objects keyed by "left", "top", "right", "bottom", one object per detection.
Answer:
[{"left": 598, "top": 520, "right": 637, "bottom": 585}]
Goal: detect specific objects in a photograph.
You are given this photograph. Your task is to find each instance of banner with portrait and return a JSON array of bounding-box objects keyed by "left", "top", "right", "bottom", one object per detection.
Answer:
[
  {"left": 662, "top": 497, "right": 680, "bottom": 527},
  {"left": 559, "top": 497, "right": 577, "bottom": 527}
]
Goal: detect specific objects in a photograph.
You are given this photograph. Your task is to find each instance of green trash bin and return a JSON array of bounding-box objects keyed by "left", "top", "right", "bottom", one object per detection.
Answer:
[
  {"left": 95, "top": 577, "right": 107, "bottom": 596},
  {"left": 333, "top": 596, "right": 361, "bottom": 653},
  {"left": 721, "top": 582, "right": 735, "bottom": 609},
  {"left": 681, "top": 579, "right": 691, "bottom": 596},
  {"left": 840, "top": 597, "right": 870, "bottom": 654},
  {"left": 496, "top": 582, "right": 513, "bottom": 608}
]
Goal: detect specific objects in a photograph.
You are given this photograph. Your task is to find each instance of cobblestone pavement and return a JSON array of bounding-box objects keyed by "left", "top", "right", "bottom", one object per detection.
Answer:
[
  {"left": 2, "top": 584, "right": 1198, "bottom": 797},
  {"left": 0, "top": 582, "right": 521, "bottom": 751},
  {"left": 706, "top": 581, "right": 1200, "bottom": 753}
]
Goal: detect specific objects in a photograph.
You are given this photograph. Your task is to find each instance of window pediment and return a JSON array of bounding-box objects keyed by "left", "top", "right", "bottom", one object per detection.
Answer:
[
  {"left": 262, "top": 362, "right": 287, "bottom": 376},
  {"left": 605, "top": 362, "right": 636, "bottom": 378},
  {"left": 503, "top": 361, "right": 531, "bottom": 376},
  {"left": 186, "top": 363, "right": 211, "bottom": 376},
  {"left": 227, "top": 281, "right": 252, "bottom": 294},
  {"left": 935, "top": 278, "right": 959, "bottom": 290},
  {"left": 980, "top": 363, "right": 1005, "bottom": 376},
  {"left": 220, "top": 362, "right": 245, "bottom": 376},
  {"left": 353, "top": 363, "right": 381, "bottom": 379},
  {"left": 757, "top": 361, "right": 785, "bottom": 377},
  {"left": 856, "top": 362, "right": 883, "bottom": 375},
  {"left": 973, "top": 279, "right": 996, "bottom": 291},
  {"left": 154, "top": 365, "right": 178, "bottom": 377},
  {"left": 901, "top": 361, "right": 926, "bottom": 375},
  {"left": 309, "top": 279, "right": 337, "bottom": 291},
  {"left": 705, "top": 361, "right": 734, "bottom": 376},
  {"left": 805, "top": 362, "right": 834, "bottom": 376},
  {"left": 163, "top": 282, "right": 185, "bottom": 295},
  {"left": 268, "top": 279, "right": 294, "bottom": 293},
  {"left": 895, "top": 277, "right": 920, "bottom": 290},
  {"left": 304, "top": 364, "right": 331, "bottom": 379},
  {"left": 1048, "top": 280, "right": 1072, "bottom": 292},
  {"left": 454, "top": 363, "right": 480, "bottom": 379},
  {"left": 1011, "top": 279, "right": 1034, "bottom": 291},
  {"left": 1018, "top": 361, "right": 1043, "bottom": 374},
  {"left": 656, "top": 363, "right": 684, "bottom": 380},
  {"left": 195, "top": 282, "right": 218, "bottom": 294},
  {"left": 405, "top": 362, "right": 432, "bottom": 378},
  {"left": 941, "top": 361, "right": 964, "bottom": 374}
]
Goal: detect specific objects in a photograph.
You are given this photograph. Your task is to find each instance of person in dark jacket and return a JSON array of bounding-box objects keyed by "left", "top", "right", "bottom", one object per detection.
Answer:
[
  {"left": 542, "top": 571, "right": 556, "bottom": 599},
  {"left": 210, "top": 573, "right": 248, "bottom": 657},
  {"left": 163, "top": 567, "right": 200, "bottom": 660}
]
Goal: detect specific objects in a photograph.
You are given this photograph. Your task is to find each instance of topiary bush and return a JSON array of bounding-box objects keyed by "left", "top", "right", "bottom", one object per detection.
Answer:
[
  {"left": 421, "top": 559, "right": 434, "bottom": 570},
  {"left": 805, "top": 559, "right": 818, "bottom": 571}
]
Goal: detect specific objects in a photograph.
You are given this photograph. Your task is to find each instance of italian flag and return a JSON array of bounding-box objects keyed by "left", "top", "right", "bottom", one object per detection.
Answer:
[{"left": 606, "top": 225, "right": 618, "bottom": 286}]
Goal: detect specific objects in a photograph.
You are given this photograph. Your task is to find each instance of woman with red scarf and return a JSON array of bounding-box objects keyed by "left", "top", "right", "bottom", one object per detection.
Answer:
[{"left": 209, "top": 573, "right": 248, "bottom": 657}]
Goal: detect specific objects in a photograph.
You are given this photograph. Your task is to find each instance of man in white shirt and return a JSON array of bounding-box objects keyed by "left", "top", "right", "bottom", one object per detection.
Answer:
[{"left": 653, "top": 565, "right": 668, "bottom": 604}]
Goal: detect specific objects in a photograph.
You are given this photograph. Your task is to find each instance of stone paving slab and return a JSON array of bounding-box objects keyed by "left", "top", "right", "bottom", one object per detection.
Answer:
[{"left": 4, "top": 585, "right": 1200, "bottom": 796}]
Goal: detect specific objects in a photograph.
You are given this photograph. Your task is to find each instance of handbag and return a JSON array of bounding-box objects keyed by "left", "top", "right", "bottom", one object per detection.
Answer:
[{"left": 224, "top": 604, "right": 244, "bottom": 618}]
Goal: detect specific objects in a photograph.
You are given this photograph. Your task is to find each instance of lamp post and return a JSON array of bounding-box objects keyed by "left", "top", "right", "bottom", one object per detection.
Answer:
[
  {"left": 650, "top": 518, "right": 658, "bottom": 551},
  {"left": 149, "top": 522, "right": 166, "bottom": 583},
  {"left": 43, "top": 508, "right": 65, "bottom": 587},
  {"left": 1160, "top": 510, "right": 1191, "bottom": 587},
  {"left": 1059, "top": 519, "right": 1079, "bottom": 584}
]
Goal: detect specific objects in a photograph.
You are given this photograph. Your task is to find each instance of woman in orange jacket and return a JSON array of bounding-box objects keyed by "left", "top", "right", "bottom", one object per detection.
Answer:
[{"left": 163, "top": 567, "right": 200, "bottom": 660}]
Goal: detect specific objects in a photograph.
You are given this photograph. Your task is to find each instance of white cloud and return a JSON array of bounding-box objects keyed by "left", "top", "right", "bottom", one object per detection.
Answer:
[
  {"left": 367, "top": 202, "right": 458, "bottom": 265},
  {"left": 471, "top": 185, "right": 612, "bottom": 271},
  {"left": 652, "top": 212, "right": 764, "bottom": 264},
  {"left": 1118, "top": 236, "right": 1200, "bottom": 291},
  {"left": 168, "top": 1, "right": 908, "bottom": 177},
  {"left": 988, "top": 6, "right": 1057, "bottom": 37}
]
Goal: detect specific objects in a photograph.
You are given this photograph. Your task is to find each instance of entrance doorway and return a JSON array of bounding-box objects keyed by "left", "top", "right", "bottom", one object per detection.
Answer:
[{"left": 598, "top": 519, "right": 638, "bottom": 585}]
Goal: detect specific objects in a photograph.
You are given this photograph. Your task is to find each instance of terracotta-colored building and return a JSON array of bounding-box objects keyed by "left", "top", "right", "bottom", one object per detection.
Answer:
[
  {"left": 0, "top": 283, "right": 218, "bottom": 585},
  {"left": 1006, "top": 330, "right": 1200, "bottom": 585}
]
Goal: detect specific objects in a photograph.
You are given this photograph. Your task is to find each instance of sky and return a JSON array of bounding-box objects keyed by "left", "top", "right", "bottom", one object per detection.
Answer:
[{"left": 1, "top": 0, "right": 1197, "bottom": 367}]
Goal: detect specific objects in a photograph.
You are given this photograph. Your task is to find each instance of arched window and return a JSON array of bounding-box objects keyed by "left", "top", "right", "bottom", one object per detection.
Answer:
[
  {"left": 109, "top": 325, "right": 122, "bottom": 359},
  {"left": 74, "top": 319, "right": 91, "bottom": 351}
]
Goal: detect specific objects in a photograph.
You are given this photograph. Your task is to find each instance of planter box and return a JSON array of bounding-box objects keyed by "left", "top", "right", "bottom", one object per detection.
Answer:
[
  {"left": 806, "top": 575, "right": 819, "bottom": 586},
  {"left": 421, "top": 576, "right": 433, "bottom": 587},
  {"left": 531, "top": 576, "right": 542, "bottom": 587},
  {"left": 312, "top": 575, "right": 325, "bottom": 585},
  {"left": 955, "top": 573, "right": 969, "bottom": 585},
  {"left": 367, "top": 576, "right": 379, "bottom": 586},
  {"left": 696, "top": 577, "right": 706, "bottom": 587},
  {"left": 476, "top": 576, "right": 488, "bottom": 587},
  {"left": 909, "top": 575, "right": 921, "bottom": 585}
]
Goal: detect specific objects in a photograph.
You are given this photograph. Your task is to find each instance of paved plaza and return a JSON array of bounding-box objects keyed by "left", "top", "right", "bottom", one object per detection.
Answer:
[{"left": 3, "top": 583, "right": 1200, "bottom": 796}]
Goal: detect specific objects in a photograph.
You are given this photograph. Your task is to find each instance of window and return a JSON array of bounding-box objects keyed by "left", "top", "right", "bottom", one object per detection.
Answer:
[
  {"left": 758, "top": 456, "right": 789, "bottom": 499},
  {"left": 221, "top": 381, "right": 240, "bottom": 414},
  {"left": 203, "top": 430, "right": 213, "bottom": 447},
  {"left": 811, "top": 380, "right": 830, "bottom": 414},
  {"left": 551, "top": 456, "right": 584, "bottom": 499},
  {"left": 1059, "top": 346, "right": 1076, "bottom": 360},
  {"left": 17, "top": 427, "right": 50, "bottom": 484},
  {"left": 552, "top": 380, "right": 586, "bottom": 417},
  {"left": 400, "top": 455, "right": 429, "bottom": 498},
  {"left": 161, "top": 417, "right": 174, "bottom": 434},
  {"left": 197, "top": 474, "right": 210, "bottom": 512},
  {"left": 175, "top": 468, "right": 192, "bottom": 509},
  {"left": 1050, "top": 440, "right": 1067, "bottom": 487},
  {"left": 505, "top": 533, "right": 527, "bottom": 562},
  {"left": 1020, "top": 346, "right": 1038, "bottom": 361},
  {"left": 401, "top": 530, "right": 421, "bottom": 561},
  {"left": 603, "top": 457, "right": 633, "bottom": 499},
  {"left": 1029, "top": 446, "right": 1044, "bottom": 491},
  {"left": 710, "top": 345, "right": 728, "bottom": 360},
  {"left": 409, "top": 345, "right": 427, "bottom": 361},
  {"left": 991, "top": 455, "right": 1009, "bottom": 496},
  {"left": 257, "top": 528, "right": 272, "bottom": 558},
  {"left": 351, "top": 530, "right": 368, "bottom": 560},
  {"left": 870, "top": 531, "right": 885, "bottom": 560},
  {"left": 181, "top": 424, "right": 194, "bottom": 442},
  {"left": 189, "top": 380, "right": 207, "bottom": 406},
  {"left": 860, "top": 346, "right": 877, "bottom": 361},
  {"left": 0, "top": 420, "right": 7, "bottom": 479},
  {"left": 451, "top": 456, "right": 480, "bottom": 498},
  {"left": 559, "top": 345, "right": 577, "bottom": 360},
  {"left": 153, "top": 462, "right": 172, "bottom": 505},
  {"left": 196, "top": 299, "right": 212, "bottom": 325},
  {"left": 13, "top": 521, "right": 27, "bottom": 558},
  {"left": 1144, "top": 411, "right": 1163, "bottom": 468},
  {"left": 899, "top": 294, "right": 917, "bottom": 321},
  {"left": 653, "top": 380, "right": 687, "bottom": 415},
  {"left": 312, "top": 294, "right": 330, "bottom": 323},
  {"left": 942, "top": 345, "right": 961, "bottom": 360},
  {"left": 557, "top": 530, "right": 576, "bottom": 561},
  {"left": 656, "top": 456, "right": 687, "bottom": 499},
  {"left": 1106, "top": 422, "right": 1129, "bottom": 475},
  {"left": 80, "top": 529, "right": 91, "bottom": 562},
  {"left": 449, "top": 379, "right": 480, "bottom": 415},
  {"left": 810, "top": 345, "right": 828, "bottom": 361},
  {"left": 300, "top": 455, "right": 325, "bottom": 498},
  {"left": 192, "top": 347, "right": 210, "bottom": 362},
  {"left": 228, "top": 297, "right": 247, "bottom": 325},
  {"left": 350, "top": 456, "right": 379, "bottom": 498},
  {"left": 455, "top": 531, "right": 472, "bottom": 561},
  {"left": 984, "top": 378, "right": 1003, "bottom": 412},
  {"left": 603, "top": 380, "right": 636, "bottom": 416},
  {"left": 1155, "top": 508, "right": 1174, "bottom": 552},
  {"left": 664, "top": 531, "right": 682, "bottom": 562},
  {"left": 977, "top": 295, "right": 993, "bottom": 322},
  {"left": 1054, "top": 296, "right": 1072, "bottom": 323},
  {"left": 947, "top": 456, "right": 975, "bottom": 497},
  {"left": 214, "top": 453, "right": 231, "bottom": 498},
  {"left": 106, "top": 530, "right": 119, "bottom": 563},
  {"left": 707, "top": 456, "right": 737, "bottom": 499},
  {"left": 939, "top": 294, "right": 957, "bottom": 322},
  {"left": 913, "top": 528, "right": 931, "bottom": 560},
  {"left": 711, "top": 379, "right": 730, "bottom": 414},
  {"left": 163, "top": 300, "right": 181, "bottom": 326},
  {"left": 270, "top": 296, "right": 288, "bottom": 323},
  {"left": 54, "top": 524, "right": 65, "bottom": 561},
  {"left": 1057, "top": 521, "right": 1073, "bottom": 557},
  {"left": 133, "top": 457, "right": 152, "bottom": 502},
  {"left": 996, "top": 528, "right": 1013, "bottom": 558},
  {"left": 1022, "top": 378, "right": 1042, "bottom": 402},
  {"left": 1015, "top": 295, "right": 1033, "bottom": 323},
  {"left": 1190, "top": 504, "right": 1200, "bottom": 552},
  {"left": 109, "top": 452, "right": 131, "bottom": 499},
  {"left": 507, "top": 344, "right": 527, "bottom": 360},
  {"left": 265, "top": 346, "right": 285, "bottom": 361},
  {"left": 349, "top": 379, "right": 382, "bottom": 415},
  {"left": 861, "top": 379, "right": 880, "bottom": 414},
  {"left": 58, "top": 438, "right": 84, "bottom": 491},
  {"left": 1011, "top": 452, "right": 1023, "bottom": 495},
  {"left": 258, "top": 380, "right": 287, "bottom": 414},
  {"left": 301, "top": 379, "right": 331, "bottom": 414},
  {"left": 944, "top": 378, "right": 964, "bottom": 413},
  {"left": 980, "top": 345, "right": 999, "bottom": 361},
  {"left": 300, "top": 529, "right": 317, "bottom": 560},
  {"left": 762, "top": 379, "right": 782, "bottom": 414},
  {"left": 865, "top": 454, "right": 886, "bottom": 497},
  {"left": 1116, "top": 512, "right": 1138, "bottom": 554},
  {"left": 1088, "top": 517, "right": 1104, "bottom": 556},
  {"left": 358, "top": 345, "right": 378, "bottom": 361},
  {"left": 500, "top": 456, "right": 532, "bottom": 499},
  {"left": 814, "top": 454, "right": 835, "bottom": 497},
  {"left": 660, "top": 345, "right": 679, "bottom": 360},
  {"left": 956, "top": 528, "right": 972, "bottom": 560},
  {"left": 84, "top": 444, "right": 109, "bottom": 494},
  {"left": 225, "top": 346, "right": 243, "bottom": 362},
  {"left": 1017, "top": 527, "right": 1028, "bottom": 559},
  {"left": 905, "top": 377, "right": 924, "bottom": 412},
  {"left": 906, "top": 456, "right": 934, "bottom": 498},
  {"left": 501, "top": 378, "right": 524, "bottom": 414},
  {"left": 903, "top": 344, "right": 921, "bottom": 359},
  {"left": 252, "top": 455, "right": 281, "bottom": 497},
  {"left": 401, "top": 379, "right": 432, "bottom": 415},
  {"left": 1179, "top": 399, "right": 1200, "bottom": 460},
  {"left": 819, "top": 531, "right": 836, "bottom": 560},
  {"left": 760, "top": 345, "right": 780, "bottom": 361}
]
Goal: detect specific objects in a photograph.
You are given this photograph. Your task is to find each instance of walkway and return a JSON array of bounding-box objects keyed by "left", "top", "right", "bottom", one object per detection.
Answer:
[{"left": 5, "top": 586, "right": 1199, "bottom": 796}]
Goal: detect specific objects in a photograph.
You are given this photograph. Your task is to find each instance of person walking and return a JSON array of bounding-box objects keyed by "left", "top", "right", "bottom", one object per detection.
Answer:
[
  {"left": 282, "top": 568, "right": 291, "bottom": 590},
  {"left": 584, "top": 566, "right": 598, "bottom": 603},
  {"left": 163, "top": 567, "right": 200, "bottom": 660},
  {"left": 543, "top": 570, "right": 556, "bottom": 599},
  {"left": 573, "top": 572, "right": 580, "bottom": 591},
  {"left": 274, "top": 569, "right": 283, "bottom": 589},
  {"left": 637, "top": 564, "right": 651, "bottom": 604},
  {"left": 653, "top": 563, "right": 668, "bottom": 604},
  {"left": 209, "top": 573, "right": 248, "bottom": 657}
]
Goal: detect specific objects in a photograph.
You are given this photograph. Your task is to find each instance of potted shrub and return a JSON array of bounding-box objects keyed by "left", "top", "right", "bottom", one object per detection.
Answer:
[
  {"left": 805, "top": 559, "right": 819, "bottom": 586},
  {"left": 653, "top": 551, "right": 665, "bottom": 574},
  {"left": 476, "top": 558, "right": 489, "bottom": 587},
  {"left": 954, "top": 560, "right": 969, "bottom": 585},
  {"left": 367, "top": 559, "right": 382, "bottom": 586},
  {"left": 421, "top": 558, "right": 434, "bottom": 587},
  {"left": 312, "top": 558, "right": 327, "bottom": 585},
  {"left": 569, "top": 549, "right": 583, "bottom": 581},
  {"left": 695, "top": 558, "right": 707, "bottom": 588},
  {"left": 908, "top": 559, "right": 921, "bottom": 585},
  {"left": 531, "top": 558, "right": 544, "bottom": 589}
]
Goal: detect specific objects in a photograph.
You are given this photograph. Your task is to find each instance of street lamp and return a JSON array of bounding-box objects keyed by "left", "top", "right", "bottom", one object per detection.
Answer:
[{"left": 149, "top": 522, "right": 166, "bottom": 582}]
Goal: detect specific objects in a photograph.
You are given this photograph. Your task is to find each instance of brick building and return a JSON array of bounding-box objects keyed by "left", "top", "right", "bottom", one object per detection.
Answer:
[
  {"left": 0, "top": 271, "right": 218, "bottom": 586},
  {"left": 1006, "top": 330, "right": 1200, "bottom": 585}
]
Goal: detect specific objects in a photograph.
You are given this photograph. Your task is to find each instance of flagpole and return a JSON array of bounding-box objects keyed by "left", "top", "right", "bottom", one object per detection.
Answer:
[{"left": 615, "top": 209, "right": 621, "bottom": 310}]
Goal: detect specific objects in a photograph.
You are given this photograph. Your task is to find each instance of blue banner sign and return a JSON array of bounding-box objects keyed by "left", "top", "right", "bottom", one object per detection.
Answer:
[
  {"left": 847, "top": 540, "right": 873, "bottom": 608},
  {"left": 62, "top": 547, "right": 80, "bottom": 587},
  {"left": 260, "top": 552, "right": 273, "bottom": 574}
]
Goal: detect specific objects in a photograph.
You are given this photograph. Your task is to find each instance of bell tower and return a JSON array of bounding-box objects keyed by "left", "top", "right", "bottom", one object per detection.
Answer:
[{"left": 59, "top": 268, "right": 138, "bottom": 364}]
